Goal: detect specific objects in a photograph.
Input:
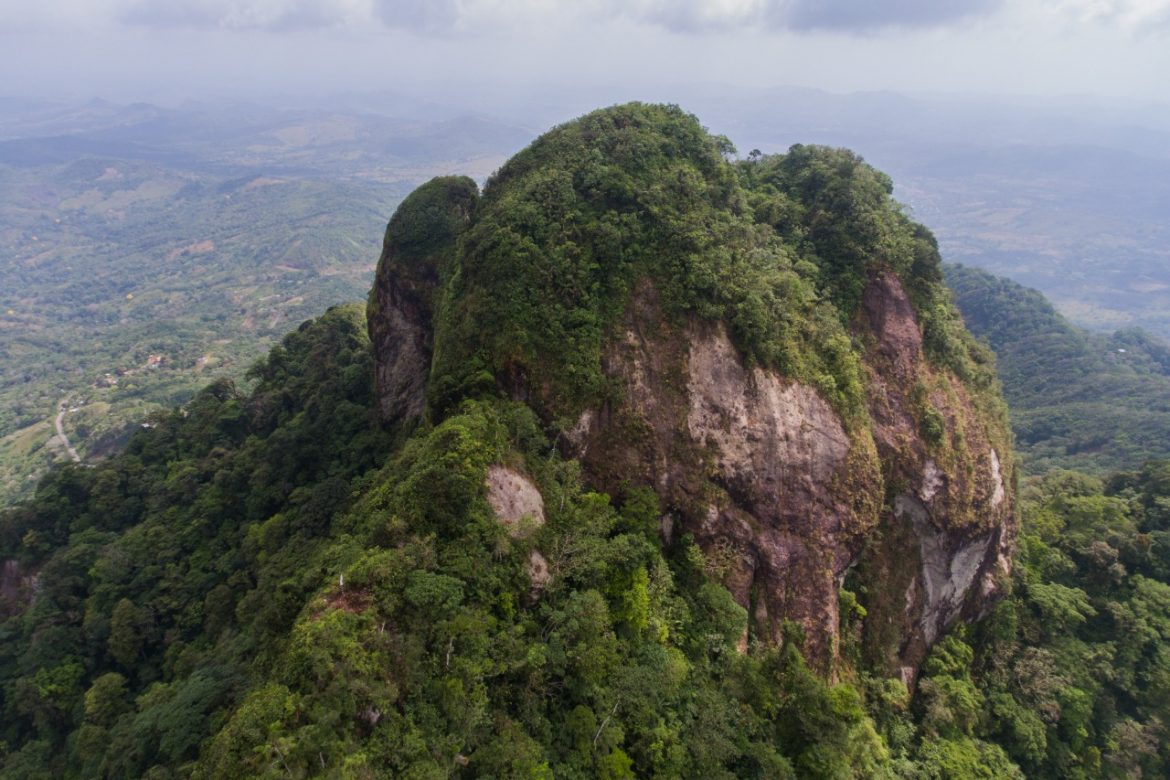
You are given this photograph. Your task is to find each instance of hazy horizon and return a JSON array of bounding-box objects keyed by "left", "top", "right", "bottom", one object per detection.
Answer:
[{"left": 3, "top": 0, "right": 1169, "bottom": 114}]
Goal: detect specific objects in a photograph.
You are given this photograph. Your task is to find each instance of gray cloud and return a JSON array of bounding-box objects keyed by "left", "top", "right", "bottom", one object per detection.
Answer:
[
  {"left": 119, "top": 3, "right": 221, "bottom": 28},
  {"left": 627, "top": 0, "right": 1004, "bottom": 33},
  {"left": 779, "top": 0, "right": 1002, "bottom": 32},
  {"left": 114, "top": 0, "right": 1006, "bottom": 35},
  {"left": 372, "top": 0, "right": 458, "bottom": 34},
  {"left": 119, "top": 0, "right": 466, "bottom": 34},
  {"left": 1071, "top": 0, "right": 1170, "bottom": 34}
]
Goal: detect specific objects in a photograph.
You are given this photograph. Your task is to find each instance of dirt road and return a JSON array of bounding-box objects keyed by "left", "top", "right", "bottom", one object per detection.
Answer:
[{"left": 55, "top": 401, "right": 81, "bottom": 462}]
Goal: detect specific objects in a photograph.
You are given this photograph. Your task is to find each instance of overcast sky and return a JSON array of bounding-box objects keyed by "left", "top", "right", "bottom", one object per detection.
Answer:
[{"left": 2, "top": 0, "right": 1168, "bottom": 108}]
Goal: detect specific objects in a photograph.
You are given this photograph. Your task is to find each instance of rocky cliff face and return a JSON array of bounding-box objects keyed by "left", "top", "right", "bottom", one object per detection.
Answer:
[
  {"left": 367, "top": 176, "right": 477, "bottom": 425},
  {"left": 368, "top": 103, "right": 1016, "bottom": 678},
  {"left": 856, "top": 271, "right": 1014, "bottom": 681},
  {"left": 557, "top": 272, "right": 1013, "bottom": 675},
  {"left": 571, "top": 285, "right": 880, "bottom": 666}
]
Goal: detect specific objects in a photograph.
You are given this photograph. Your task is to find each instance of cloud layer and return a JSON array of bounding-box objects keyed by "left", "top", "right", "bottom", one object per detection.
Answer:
[
  {"left": 1, "top": 0, "right": 1166, "bottom": 108},
  {"left": 111, "top": 0, "right": 1005, "bottom": 33},
  {"left": 373, "top": 0, "right": 458, "bottom": 33},
  {"left": 1, "top": 0, "right": 1156, "bottom": 35}
]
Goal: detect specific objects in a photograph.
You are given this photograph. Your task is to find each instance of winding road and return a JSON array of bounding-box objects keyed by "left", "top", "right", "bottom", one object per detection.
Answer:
[{"left": 54, "top": 400, "right": 81, "bottom": 463}]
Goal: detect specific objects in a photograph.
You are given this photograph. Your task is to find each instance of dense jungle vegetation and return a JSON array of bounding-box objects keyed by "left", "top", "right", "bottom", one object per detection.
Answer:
[
  {"left": 0, "top": 104, "right": 1167, "bottom": 777},
  {"left": 2, "top": 305, "right": 1167, "bottom": 778}
]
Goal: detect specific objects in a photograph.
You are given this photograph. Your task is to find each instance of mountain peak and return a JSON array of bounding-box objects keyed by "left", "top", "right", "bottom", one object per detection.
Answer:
[{"left": 370, "top": 103, "right": 1017, "bottom": 675}]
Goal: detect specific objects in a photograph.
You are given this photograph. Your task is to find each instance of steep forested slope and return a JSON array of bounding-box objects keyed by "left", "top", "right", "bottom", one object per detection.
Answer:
[
  {"left": 371, "top": 104, "right": 1016, "bottom": 677},
  {"left": 950, "top": 464, "right": 1170, "bottom": 778},
  {"left": 946, "top": 263, "right": 1170, "bottom": 474},
  {"left": 0, "top": 305, "right": 395, "bottom": 776},
  {"left": 3, "top": 305, "right": 1167, "bottom": 778}
]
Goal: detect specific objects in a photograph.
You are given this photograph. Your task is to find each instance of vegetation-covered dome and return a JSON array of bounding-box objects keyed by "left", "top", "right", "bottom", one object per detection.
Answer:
[
  {"left": 371, "top": 102, "right": 1016, "bottom": 673},
  {"left": 417, "top": 103, "right": 993, "bottom": 424}
]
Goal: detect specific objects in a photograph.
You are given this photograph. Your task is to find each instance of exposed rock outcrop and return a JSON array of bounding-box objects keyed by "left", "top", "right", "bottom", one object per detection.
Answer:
[
  {"left": 486, "top": 465, "right": 551, "bottom": 593},
  {"left": 485, "top": 464, "right": 546, "bottom": 538},
  {"left": 370, "top": 279, "right": 431, "bottom": 424},
  {"left": 558, "top": 285, "right": 881, "bottom": 664},
  {"left": 528, "top": 550, "right": 551, "bottom": 593}
]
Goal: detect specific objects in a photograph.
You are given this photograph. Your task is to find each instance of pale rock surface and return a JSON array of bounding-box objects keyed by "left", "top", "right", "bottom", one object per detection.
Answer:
[{"left": 485, "top": 465, "right": 545, "bottom": 538}]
